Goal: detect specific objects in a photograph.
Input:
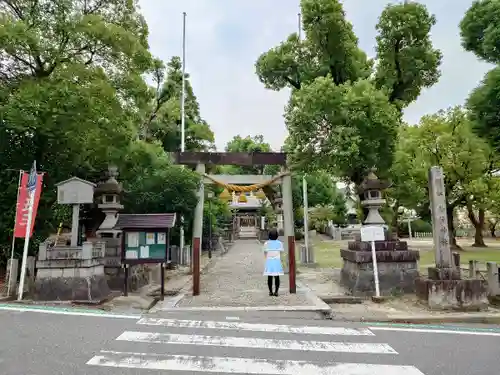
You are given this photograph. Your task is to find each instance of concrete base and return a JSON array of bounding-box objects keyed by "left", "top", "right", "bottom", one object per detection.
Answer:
[
  {"left": 33, "top": 274, "right": 111, "bottom": 302},
  {"left": 340, "top": 240, "right": 419, "bottom": 296},
  {"left": 415, "top": 277, "right": 488, "bottom": 311}
]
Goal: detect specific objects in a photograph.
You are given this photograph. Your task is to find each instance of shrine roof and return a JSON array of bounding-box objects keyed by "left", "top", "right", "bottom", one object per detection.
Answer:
[{"left": 115, "top": 213, "right": 176, "bottom": 230}]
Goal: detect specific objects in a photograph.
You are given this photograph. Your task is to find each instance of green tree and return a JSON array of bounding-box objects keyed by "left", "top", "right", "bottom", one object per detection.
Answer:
[
  {"left": 0, "top": 0, "right": 153, "bottom": 261},
  {"left": 460, "top": 0, "right": 500, "bottom": 64},
  {"left": 0, "top": 0, "right": 210, "bottom": 263},
  {"left": 224, "top": 135, "right": 272, "bottom": 175},
  {"left": 143, "top": 57, "right": 215, "bottom": 152},
  {"left": 395, "top": 107, "right": 494, "bottom": 249},
  {"left": 461, "top": 1, "right": 500, "bottom": 152},
  {"left": 387, "top": 124, "right": 429, "bottom": 233},
  {"left": 255, "top": 0, "right": 441, "bottom": 220}
]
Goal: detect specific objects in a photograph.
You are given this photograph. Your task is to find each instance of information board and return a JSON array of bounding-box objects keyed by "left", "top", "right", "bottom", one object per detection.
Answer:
[{"left": 124, "top": 231, "right": 167, "bottom": 262}]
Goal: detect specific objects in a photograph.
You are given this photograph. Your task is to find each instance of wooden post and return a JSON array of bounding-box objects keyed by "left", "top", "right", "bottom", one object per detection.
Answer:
[
  {"left": 124, "top": 264, "right": 129, "bottom": 297},
  {"left": 192, "top": 163, "right": 205, "bottom": 296},
  {"left": 282, "top": 171, "right": 296, "bottom": 293},
  {"left": 160, "top": 263, "right": 165, "bottom": 301}
]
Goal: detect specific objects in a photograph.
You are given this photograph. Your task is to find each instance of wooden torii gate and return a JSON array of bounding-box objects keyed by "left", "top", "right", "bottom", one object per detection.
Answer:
[{"left": 173, "top": 152, "right": 296, "bottom": 296}]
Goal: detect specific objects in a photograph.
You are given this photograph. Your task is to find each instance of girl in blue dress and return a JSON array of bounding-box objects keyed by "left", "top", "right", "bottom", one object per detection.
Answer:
[{"left": 263, "top": 228, "right": 284, "bottom": 296}]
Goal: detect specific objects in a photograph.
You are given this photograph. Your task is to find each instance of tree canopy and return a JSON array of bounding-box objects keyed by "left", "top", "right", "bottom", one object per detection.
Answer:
[
  {"left": 391, "top": 107, "right": 497, "bottom": 248},
  {"left": 256, "top": 0, "right": 441, "bottom": 186},
  {"left": 0, "top": 0, "right": 215, "bottom": 264}
]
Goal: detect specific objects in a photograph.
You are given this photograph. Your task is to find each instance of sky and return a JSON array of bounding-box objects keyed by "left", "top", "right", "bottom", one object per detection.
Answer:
[{"left": 138, "top": 0, "right": 492, "bottom": 151}]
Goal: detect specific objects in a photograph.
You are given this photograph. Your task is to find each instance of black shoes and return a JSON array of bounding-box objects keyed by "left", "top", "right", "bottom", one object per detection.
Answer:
[
  {"left": 269, "top": 291, "right": 278, "bottom": 297},
  {"left": 274, "top": 292, "right": 278, "bottom": 297}
]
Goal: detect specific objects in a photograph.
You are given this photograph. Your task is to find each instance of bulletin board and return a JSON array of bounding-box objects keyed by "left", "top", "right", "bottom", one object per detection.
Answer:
[{"left": 122, "top": 231, "right": 168, "bottom": 264}]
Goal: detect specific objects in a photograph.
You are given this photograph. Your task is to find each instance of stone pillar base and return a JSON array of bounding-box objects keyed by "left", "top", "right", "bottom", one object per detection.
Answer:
[
  {"left": 415, "top": 277, "right": 488, "bottom": 311},
  {"left": 34, "top": 274, "right": 111, "bottom": 302},
  {"left": 340, "top": 240, "right": 420, "bottom": 296}
]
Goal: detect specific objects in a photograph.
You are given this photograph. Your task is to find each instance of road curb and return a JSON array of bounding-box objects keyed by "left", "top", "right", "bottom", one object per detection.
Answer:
[
  {"left": 320, "top": 296, "right": 363, "bottom": 304},
  {"left": 296, "top": 281, "right": 332, "bottom": 313},
  {"left": 328, "top": 312, "right": 500, "bottom": 324},
  {"left": 378, "top": 315, "right": 500, "bottom": 324}
]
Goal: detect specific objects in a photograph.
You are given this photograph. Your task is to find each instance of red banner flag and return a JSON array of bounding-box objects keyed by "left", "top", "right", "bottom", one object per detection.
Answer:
[{"left": 14, "top": 172, "right": 43, "bottom": 238}]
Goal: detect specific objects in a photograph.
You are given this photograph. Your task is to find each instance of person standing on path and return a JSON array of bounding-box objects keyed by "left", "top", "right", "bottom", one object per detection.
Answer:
[{"left": 263, "top": 228, "right": 284, "bottom": 296}]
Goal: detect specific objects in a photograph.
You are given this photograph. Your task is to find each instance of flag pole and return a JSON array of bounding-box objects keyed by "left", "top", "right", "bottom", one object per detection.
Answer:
[
  {"left": 179, "top": 11, "right": 187, "bottom": 254},
  {"left": 297, "top": 12, "right": 310, "bottom": 253},
  {"left": 18, "top": 161, "right": 37, "bottom": 300},
  {"left": 7, "top": 169, "right": 23, "bottom": 297}
]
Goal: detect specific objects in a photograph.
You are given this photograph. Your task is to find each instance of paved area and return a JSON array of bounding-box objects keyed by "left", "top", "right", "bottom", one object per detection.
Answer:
[
  {"left": 175, "top": 239, "right": 314, "bottom": 308},
  {"left": 1, "top": 305, "right": 500, "bottom": 374}
]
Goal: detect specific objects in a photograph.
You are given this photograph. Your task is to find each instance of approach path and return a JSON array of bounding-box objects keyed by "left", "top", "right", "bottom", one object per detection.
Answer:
[{"left": 173, "top": 239, "right": 315, "bottom": 309}]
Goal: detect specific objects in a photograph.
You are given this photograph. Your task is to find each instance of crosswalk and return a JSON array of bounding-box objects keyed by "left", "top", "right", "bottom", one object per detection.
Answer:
[{"left": 86, "top": 316, "right": 426, "bottom": 374}]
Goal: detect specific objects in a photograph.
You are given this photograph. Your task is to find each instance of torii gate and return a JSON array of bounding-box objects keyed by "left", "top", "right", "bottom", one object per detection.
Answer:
[{"left": 173, "top": 152, "right": 296, "bottom": 296}]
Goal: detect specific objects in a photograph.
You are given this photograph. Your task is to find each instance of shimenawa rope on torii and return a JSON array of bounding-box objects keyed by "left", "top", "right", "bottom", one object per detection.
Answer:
[{"left": 203, "top": 172, "right": 290, "bottom": 192}]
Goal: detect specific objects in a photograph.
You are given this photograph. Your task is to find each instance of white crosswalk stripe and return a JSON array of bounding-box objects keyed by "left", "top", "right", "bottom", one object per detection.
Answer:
[{"left": 86, "top": 317, "right": 427, "bottom": 374}]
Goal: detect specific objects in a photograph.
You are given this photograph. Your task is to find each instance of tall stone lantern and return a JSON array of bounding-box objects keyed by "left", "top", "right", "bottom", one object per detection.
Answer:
[
  {"left": 358, "top": 168, "right": 391, "bottom": 226},
  {"left": 340, "top": 169, "right": 420, "bottom": 296},
  {"left": 95, "top": 166, "right": 123, "bottom": 239}
]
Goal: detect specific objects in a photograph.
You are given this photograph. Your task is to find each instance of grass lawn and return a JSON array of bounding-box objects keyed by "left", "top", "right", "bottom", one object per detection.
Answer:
[
  {"left": 419, "top": 246, "right": 500, "bottom": 268},
  {"left": 307, "top": 241, "right": 343, "bottom": 268},
  {"left": 309, "top": 240, "right": 500, "bottom": 270}
]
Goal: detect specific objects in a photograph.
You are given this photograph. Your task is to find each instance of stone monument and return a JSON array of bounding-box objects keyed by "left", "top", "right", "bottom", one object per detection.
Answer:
[
  {"left": 340, "top": 169, "right": 420, "bottom": 296},
  {"left": 34, "top": 177, "right": 111, "bottom": 302},
  {"left": 415, "top": 166, "right": 488, "bottom": 310}
]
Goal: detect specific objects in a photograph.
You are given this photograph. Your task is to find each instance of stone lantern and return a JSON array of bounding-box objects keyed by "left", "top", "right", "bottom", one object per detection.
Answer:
[
  {"left": 340, "top": 168, "right": 419, "bottom": 296},
  {"left": 95, "top": 166, "right": 123, "bottom": 239},
  {"left": 358, "top": 168, "right": 391, "bottom": 226}
]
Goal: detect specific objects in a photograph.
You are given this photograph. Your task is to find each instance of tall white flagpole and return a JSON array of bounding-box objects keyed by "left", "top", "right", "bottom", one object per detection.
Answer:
[
  {"left": 7, "top": 169, "right": 22, "bottom": 297},
  {"left": 179, "top": 12, "right": 187, "bottom": 253},
  {"left": 297, "top": 12, "right": 309, "bottom": 252},
  {"left": 18, "top": 161, "right": 37, "bottom": 300}
]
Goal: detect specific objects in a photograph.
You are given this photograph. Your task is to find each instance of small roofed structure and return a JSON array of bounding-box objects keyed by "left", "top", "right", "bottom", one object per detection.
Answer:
[
  {"left": 115, "top": 213, "right": 176, "bottom": 230},
  {"left": 116, "top": 213, "right": 176, "bottom": 299}
]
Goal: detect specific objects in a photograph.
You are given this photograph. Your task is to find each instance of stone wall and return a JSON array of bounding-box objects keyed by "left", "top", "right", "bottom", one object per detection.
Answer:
[{"left": 34, "top": 241, "right": 111, "bottom": 302}]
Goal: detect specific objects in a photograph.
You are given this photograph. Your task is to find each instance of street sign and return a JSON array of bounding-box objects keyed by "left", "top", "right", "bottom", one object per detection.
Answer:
[
  {"left": 360, "top": 225, "right": 384, "bottom": 242},
  {"left": 27, "top": 161, "right": 37, "bottom": 192}
]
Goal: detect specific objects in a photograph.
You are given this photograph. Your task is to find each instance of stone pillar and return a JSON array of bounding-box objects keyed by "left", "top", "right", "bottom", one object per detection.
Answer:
[
  {"left": 6, "top": 258, "right": 18, "bottom": 296},
  {"left": 192, "top": 163, "right": 205, "bottom": 296},
  {"left": 71, "top": 203, "right": 80, "bottom": 247},
  {"left": 428, "top": 166, "right": 452, "bottom": 269},
  {"left": 82, "top": 242, "right": 93, "bottom": 259},
  {"left": 486, "top": 262, "right": 499, "bottom": 296},
  {"left": 282, "top": 171, "right": 296, "bottom": 293},
  {"left": 38, "top": 242, "right": 47, "bottom": 261}
]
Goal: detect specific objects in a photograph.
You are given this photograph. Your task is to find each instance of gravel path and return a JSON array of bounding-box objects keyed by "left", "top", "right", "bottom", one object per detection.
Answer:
[{"left": 177, "top": 239, "right": 313, "bottom": 307}]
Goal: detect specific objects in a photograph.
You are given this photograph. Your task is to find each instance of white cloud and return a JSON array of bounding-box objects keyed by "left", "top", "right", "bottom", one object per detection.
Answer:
[{"left": 138, "top": 0, "right": 491, "bottom": 150}]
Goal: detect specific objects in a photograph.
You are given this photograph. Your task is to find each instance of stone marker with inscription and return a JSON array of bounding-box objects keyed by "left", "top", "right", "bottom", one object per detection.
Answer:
[{"left": 415, "top": 166, "right": 488, "bottom": 310}]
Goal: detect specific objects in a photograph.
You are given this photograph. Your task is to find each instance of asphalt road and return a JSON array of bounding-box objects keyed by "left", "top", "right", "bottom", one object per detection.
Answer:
[{"left": 0, "top": 305, "right": 499, "bottom": 375}]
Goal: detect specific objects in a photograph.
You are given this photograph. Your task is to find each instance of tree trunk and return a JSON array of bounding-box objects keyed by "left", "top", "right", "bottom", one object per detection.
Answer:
[
  {"left": 447, "top": 205, "right": 461, "bottom": 251},
  {"left": 489, "top": 220, "right": 497, "bottom": 238},
  {"left": 474, "top": 208, "right": 486, "bottom": 247},
  {"left": 466, "top": 201, "right": 487, "bottom": 247}
]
